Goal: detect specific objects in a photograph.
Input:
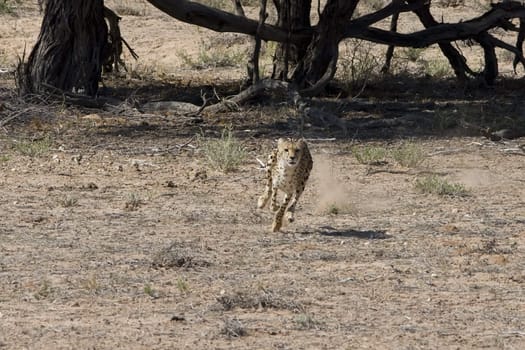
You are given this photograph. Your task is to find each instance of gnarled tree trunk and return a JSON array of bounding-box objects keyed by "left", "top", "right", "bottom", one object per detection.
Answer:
[
  {"left": 271, "top": 0, "right": 311, "bottom": 80},
  {"left": 292, "top": 0, "right": 359, "bottom": 93},
  {"left": 23, "top": 0, "right": 107, "bottom": 97}
]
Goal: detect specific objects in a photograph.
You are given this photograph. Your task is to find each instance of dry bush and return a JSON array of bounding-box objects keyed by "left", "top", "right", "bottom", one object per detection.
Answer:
[
  {"left": 221, "top": 318, "right": 247, "bottom": 338},
  {"left": 391, "top": 142, "right": 425, "bottom": 168},
  {"left": 199, "top": 127, "right": 247, "bottom": 173},
  {"left": 351, "top": 144, "right": 388, "bottom": 165},
  {"left": 178, "top": 41, "right": 247, "bottom": 70},
  {"left": 0, "top": 0, "right": 19, "bottom": 15},
  {"left": 112, "top": 0, "right": 147, "bottom": 16},
  {"left": 415, "top": 175, "right": 468, "bottom": 197},
  {"left": 338, "top": 39, "right": 381, "bottom": 93},
  {"left": 152, "top": 241, "right": 210, "bottom": 268},
  {"left": 402, "top": 47, "right": 425, "bottom": 63},
  {"left": 217, "top": 289, "right": 304, "bottom": 312},
  {"left": 422, "top": 58, "right": 453, "bottom": 79},
  {"left": 13, "top": 136, "right": 52, "bottom": 157},
  {"left": 294, "top": 313, "right": 324, "bottom": 330},
  {"left": 124, "top": 193, "right": 143, "bottom": 211}
]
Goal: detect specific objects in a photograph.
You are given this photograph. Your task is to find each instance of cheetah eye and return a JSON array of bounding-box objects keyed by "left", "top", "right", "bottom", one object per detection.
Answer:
[{"left": 284, "top": 148, "right": 288, "bottom": 152}]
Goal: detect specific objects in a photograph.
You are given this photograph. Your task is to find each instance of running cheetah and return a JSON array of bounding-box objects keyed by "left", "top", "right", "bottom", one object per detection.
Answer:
[{"left": 258, "top": 138, "right": 313, "bottom": 232}]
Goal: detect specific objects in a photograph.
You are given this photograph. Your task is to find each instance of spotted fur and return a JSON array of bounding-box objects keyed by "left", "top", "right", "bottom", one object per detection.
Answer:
[{"left": 257, "top": 138, "right": 313, "bottom": 232}]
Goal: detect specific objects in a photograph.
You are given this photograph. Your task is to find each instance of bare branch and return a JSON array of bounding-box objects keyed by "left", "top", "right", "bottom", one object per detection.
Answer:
[
  {"left": 145, "top": 0, "right": 311, "bottom": 43},
  {"left": 350, "top": 0, "right": 427, "bottom": 28},
  {"left": 343, "top": 3, "right": 525, "bottom": 48},
  {"left": 515, "top": 18, "right": 525, "bottom": 72},
  {"left": 202, "top": 79, "right": 294, "bottom": 114}
]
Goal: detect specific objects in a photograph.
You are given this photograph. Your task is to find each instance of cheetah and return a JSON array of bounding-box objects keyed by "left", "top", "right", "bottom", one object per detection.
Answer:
[{"left": 257, "top": 138, "right": 313, "bottom": 232}]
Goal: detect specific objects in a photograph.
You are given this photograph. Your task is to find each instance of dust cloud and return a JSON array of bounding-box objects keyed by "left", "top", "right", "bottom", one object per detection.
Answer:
[{"left": 310, "top": 155, "right": 353, "bottom": 214}]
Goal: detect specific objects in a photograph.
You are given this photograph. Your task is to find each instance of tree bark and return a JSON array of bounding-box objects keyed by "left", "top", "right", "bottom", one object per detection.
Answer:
[
  {"left": 23, "top": 0, "right": 107, "bottom": 97},
  {"left": 292, "top": 0, "right": 359, "bottom": 91},
  {"left": 271, "top": 0, "right": 311, "bottom": 80}
]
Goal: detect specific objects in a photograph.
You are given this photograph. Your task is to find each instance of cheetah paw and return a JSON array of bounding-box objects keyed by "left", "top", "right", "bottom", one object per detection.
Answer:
[
  {"left": 257, "top": 196, "right": 267, "bottom": 209},
  {"left": 286, "top": 212, "right": 295, "bottom": 223}
]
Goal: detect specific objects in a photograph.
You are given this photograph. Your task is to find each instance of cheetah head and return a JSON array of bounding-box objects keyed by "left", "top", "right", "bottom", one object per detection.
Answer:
[{"left": 277, "top": 138, "right": 306, "bottom": 167}]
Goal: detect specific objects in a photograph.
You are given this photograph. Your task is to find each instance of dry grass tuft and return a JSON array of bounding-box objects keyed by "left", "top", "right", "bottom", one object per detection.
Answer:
[
  {"left": 391, "top": 142, "right": 425, "bottom": 168},
  {"left": 178, "top": 40, "right": 246, "bottom": 70},
  {"left": 220, "top": 317, "right": 247, "bottom": 338},
  {"left": 415, "top": 175, "right": 468, "bottom": 197},
  {"left": 351, "top": 144, "right": 388, "bottom": 165},
  {"left": 152, "top": 241, "right": 210, "bottom": 268},
  {"left": 294, "top": 313, "right": 324, "bottom": 330},
  {"left": 124, "top": 193, "right": 143, "bottom": 211},
  {"left": 199, "top": 127, "right": 247, "bottom": 173},
  {"left": 13, "top": 136, "right": 52, "bottom": 157},
  {"left": 217, "top": 289, "right": 303, "bottom": 312}
]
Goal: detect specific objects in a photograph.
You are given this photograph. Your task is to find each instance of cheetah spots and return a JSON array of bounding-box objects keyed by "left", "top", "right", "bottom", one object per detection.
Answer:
[{"left": 257, "top": 138, "right": 313, "bottom": 232}]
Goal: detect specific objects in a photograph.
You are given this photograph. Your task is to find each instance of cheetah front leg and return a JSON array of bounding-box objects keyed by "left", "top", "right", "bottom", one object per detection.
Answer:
[
  {"left": 258, "top": 152, "right": 276, "bottom": 209},
  {"left": 285, "top": 185, "right": 305, "bottom": 223},
  {"left": 272, "top": 194, "right": 292, "bottom": 232},
  {"left": 257, "top": 182, "right": 272, "bottom": 209},
  {"left": 270, "top": 187, "right": 279, "bottom": 211},
  {"left": 257, "top": 170, "right": 273, "bottom": 209}
]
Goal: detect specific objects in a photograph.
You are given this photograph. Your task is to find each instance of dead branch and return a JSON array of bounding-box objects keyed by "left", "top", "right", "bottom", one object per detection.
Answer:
[
  {"left": 351, "top": 0, "right": 426, "bottom": 28},
  {"left": 252, "top": 0, "right": 268, "bottom": 84},
  {"left": 103, "top": 7, "right": 139, "bottom": 72},
  {"left": 299, "top": 54, "right": 338, "bottom": 97},
  {"left": 350, "top": 5, "right": 525, "bottom": 47},
  {"left": 142, "top": 0, "right": 525, "bottom": 89},
  {"left": 202, "top": 79, "right": 298, "bottom": 114},
  {"left": 380, "top": 0, "right": 401, "bottom": 74},
  {"left": 145, "top": 0, "right": 311, "bottom": 44},
  {"left": 345, "top": 3, "right": 525, "bottom": 48},
  {"left": 484, "top": 34, "right": 525, "bottom": 74},
  {"left": 231, "top": 0, "right": 245, "bottom": 16},
  {"left": 514, "top": 18, "right": 525, "bottom": 72}
]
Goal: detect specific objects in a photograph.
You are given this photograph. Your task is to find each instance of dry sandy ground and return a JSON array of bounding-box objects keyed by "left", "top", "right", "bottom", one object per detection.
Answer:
[{"left": 1, "top": 1, "right": 525, "bottom": 349}]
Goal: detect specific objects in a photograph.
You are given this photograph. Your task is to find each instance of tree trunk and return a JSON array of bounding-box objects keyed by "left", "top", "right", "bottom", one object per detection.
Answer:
[
  {"left": 271, "top": 0, "right": 311, "bottom": 80},
  {"left": 292, "top": 0, "right": 359, "bottom": 93},
  {"left": 23, "top": 0, "right": 107, "bottom": 97}
]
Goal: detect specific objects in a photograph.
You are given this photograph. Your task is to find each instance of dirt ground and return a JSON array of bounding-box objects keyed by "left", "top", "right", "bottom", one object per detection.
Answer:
[{"left": 1, "top": 1, "right": 525, "bottom": 349}]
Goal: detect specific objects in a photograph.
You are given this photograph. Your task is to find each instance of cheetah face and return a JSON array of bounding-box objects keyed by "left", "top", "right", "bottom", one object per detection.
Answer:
[{"left": 277, "top": 138, "right": 305, "bottom": 167}]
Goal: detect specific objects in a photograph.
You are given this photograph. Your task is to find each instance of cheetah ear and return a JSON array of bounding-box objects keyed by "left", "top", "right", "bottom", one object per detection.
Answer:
[{"left": 277, "top": 138, "right": 286, "bottom": 145}]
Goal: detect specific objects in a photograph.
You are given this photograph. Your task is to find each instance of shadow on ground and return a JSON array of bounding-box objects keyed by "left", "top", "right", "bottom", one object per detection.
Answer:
[
  {"left": 3, "top": 74, "right": 525, "bottom": 143},
  {"left": 316, "top": 226, "right": 392, "bottom": 239}
]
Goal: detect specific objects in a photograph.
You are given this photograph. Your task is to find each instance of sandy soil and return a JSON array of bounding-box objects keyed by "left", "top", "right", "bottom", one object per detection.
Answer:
[{"left": 1, "top": 1, "right": 525, "bottom": 349}]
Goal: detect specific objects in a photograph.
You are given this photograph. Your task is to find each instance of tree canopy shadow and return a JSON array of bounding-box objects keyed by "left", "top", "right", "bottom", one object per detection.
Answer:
[
  {"left": 4, "top": 73, "right": 525, "bottom": 144},
  {"left": 93, "top": 73, "right": 525, "bottom": 142}
]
